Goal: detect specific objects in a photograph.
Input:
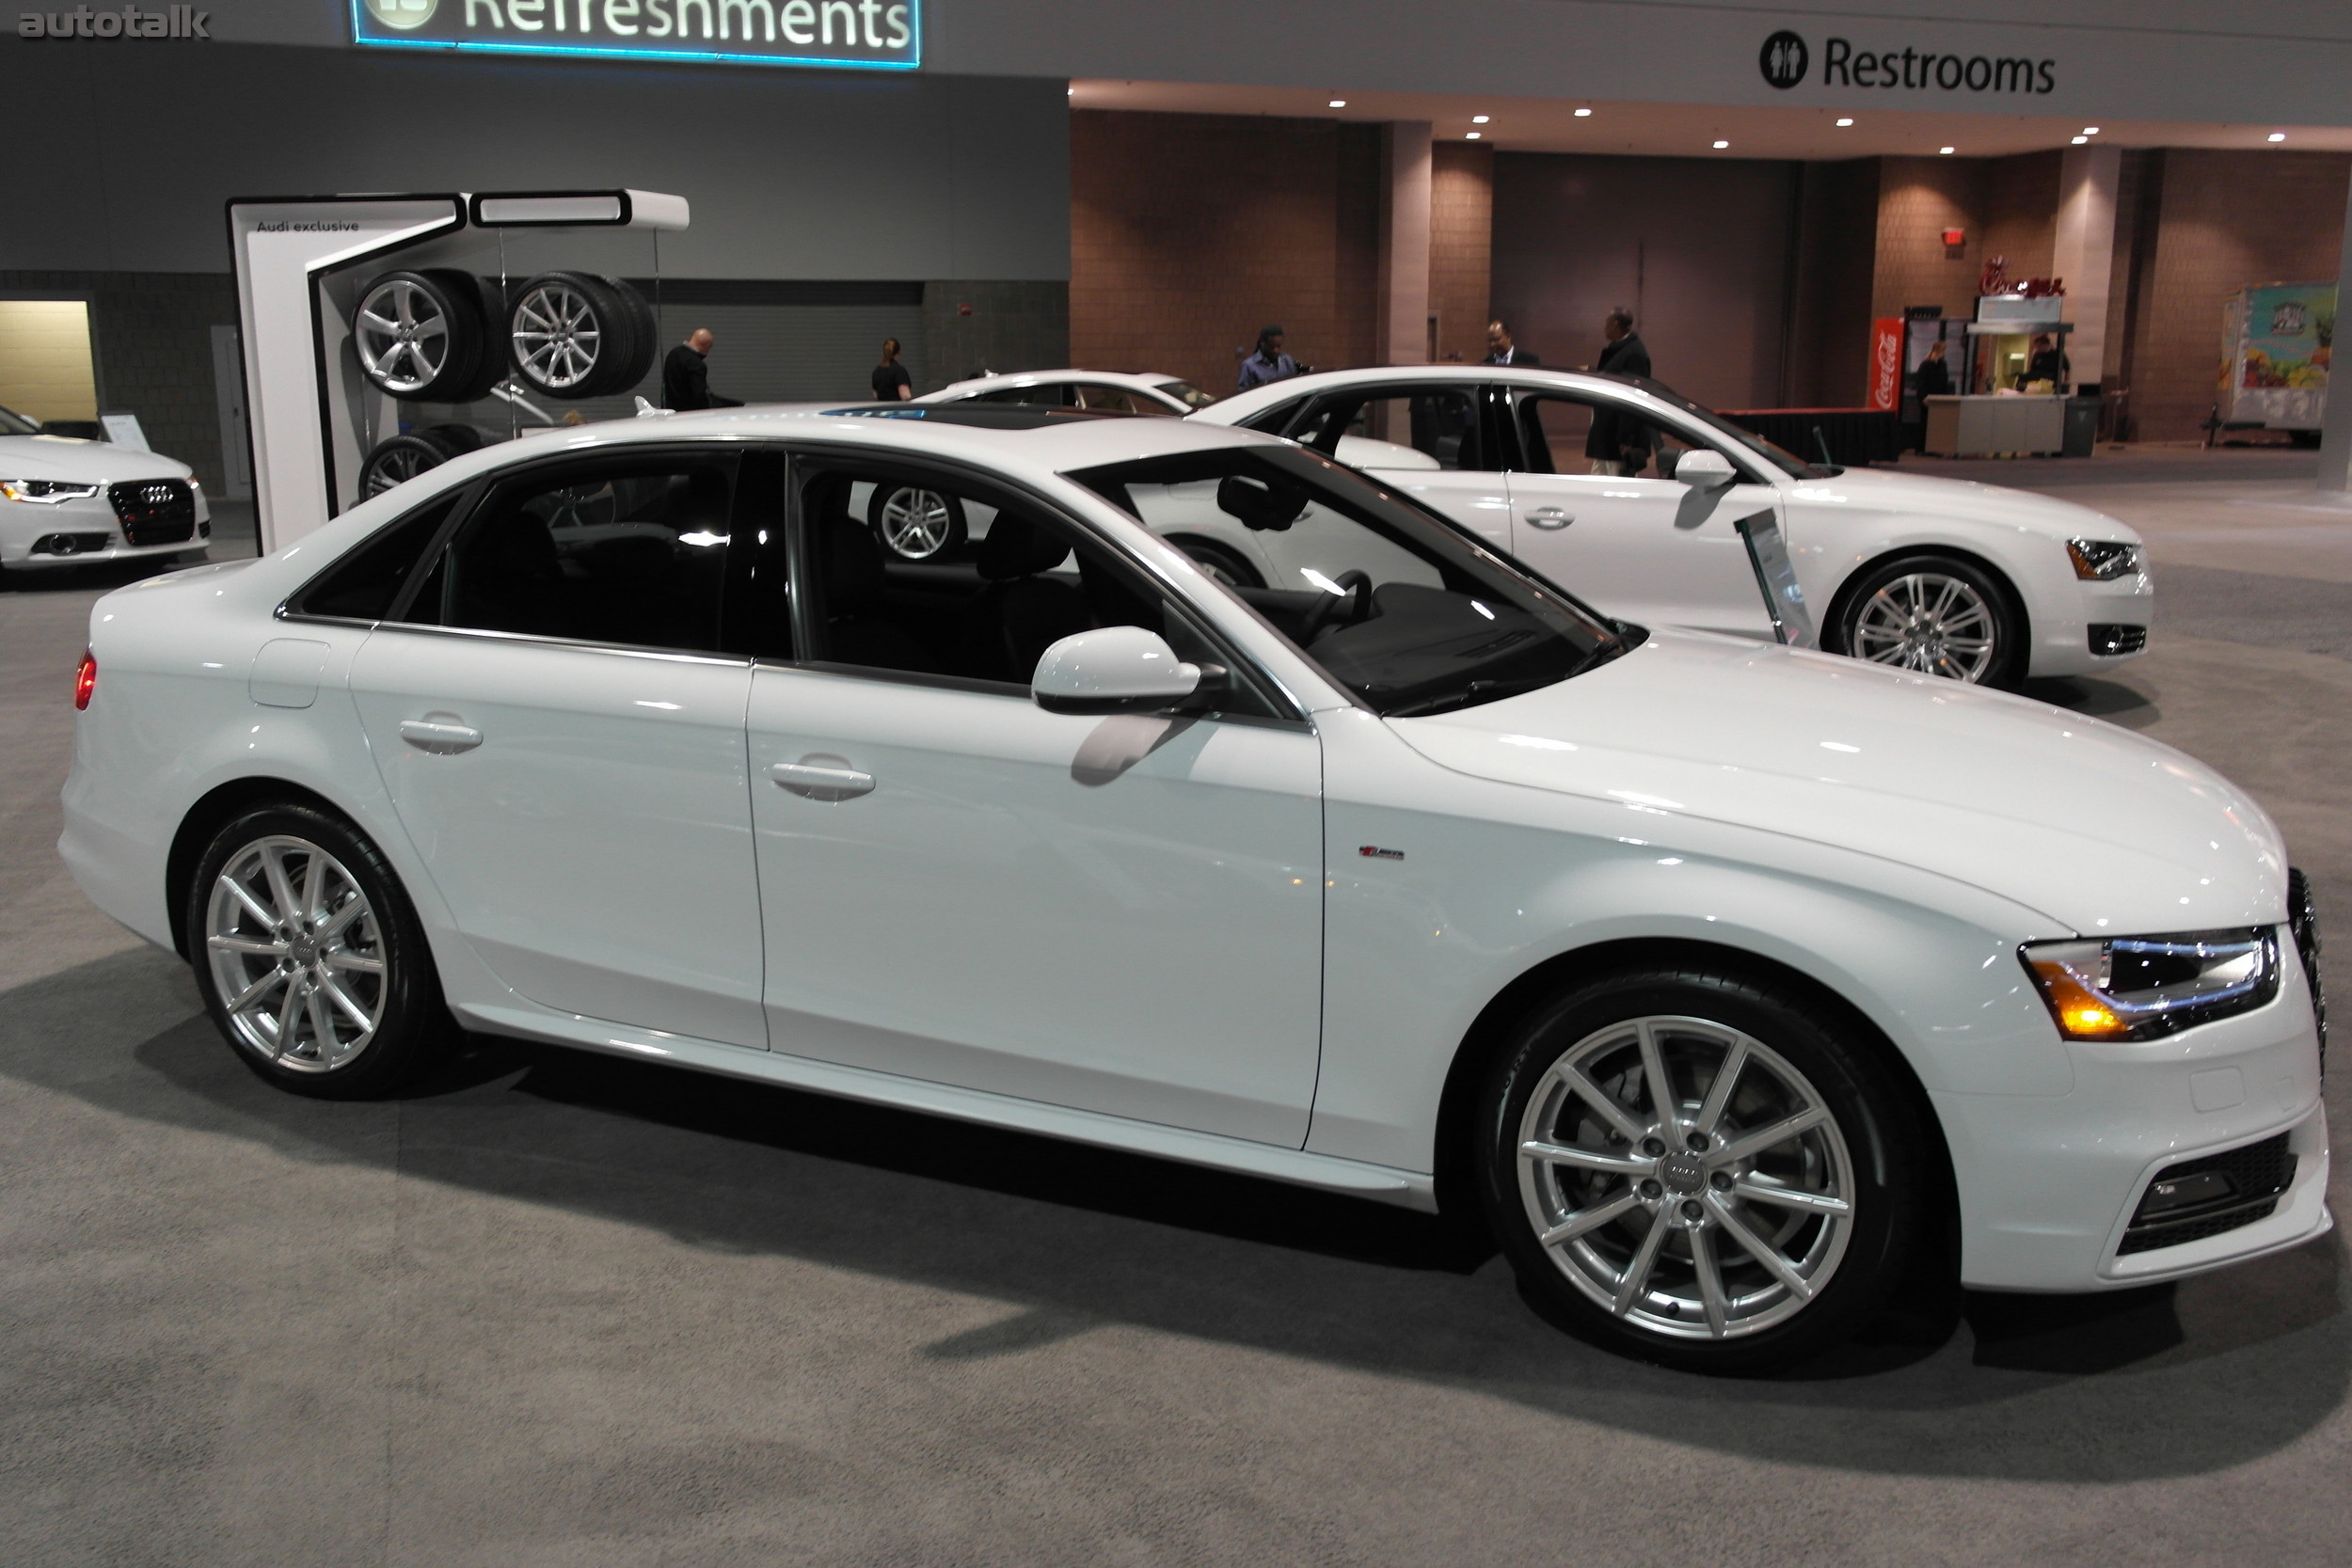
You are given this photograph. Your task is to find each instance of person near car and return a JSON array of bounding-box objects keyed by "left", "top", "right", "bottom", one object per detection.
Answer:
[
  {"left": 1585, "top": 309, "right": 1652, "bottom": 473},
  {"left": 1482, "top": 321, "right": 1539, "bottom": 366},
  {"left": 660, "top": 328, "right": 742, "bottom": 412},
  {"left": 1237, "top": 325, "right": 1303, "bottom": 391},
  {"left": 871, "top": 337, "right": 914, "bottom": 401}
]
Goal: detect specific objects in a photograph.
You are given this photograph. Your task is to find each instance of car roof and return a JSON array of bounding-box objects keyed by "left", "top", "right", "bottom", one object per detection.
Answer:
[
  {"left": 1200, "top": 364, "right": 1658, "bottom": 422},
  {"left": 923, "top": 369, "right": 1188, "bottom": 398}
]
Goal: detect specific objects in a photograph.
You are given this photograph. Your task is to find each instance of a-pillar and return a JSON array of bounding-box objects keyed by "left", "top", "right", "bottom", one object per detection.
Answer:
[
  {"left": 1378, "top": 121, "right": 1433, "bottom": 366},
  {"left": 2052, "top": 144, "right": 2122, "bottom": 389},
  {"left": 2320, "top": 162, "right": 2352, "bottom": 495}
]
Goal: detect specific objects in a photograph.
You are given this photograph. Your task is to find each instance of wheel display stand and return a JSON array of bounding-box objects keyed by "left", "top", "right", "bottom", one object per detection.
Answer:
[{"left": 227, "top": 189, "right": 689, "bottom": 552}]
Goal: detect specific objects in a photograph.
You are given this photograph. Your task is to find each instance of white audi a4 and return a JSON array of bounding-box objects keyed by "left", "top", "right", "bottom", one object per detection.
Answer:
[
  {"left": 61, "top": 404, "right": 2324, "bottom": 1371},
  {"left": 1194, "top": 366, "right": 2153, "bottom": 689}
]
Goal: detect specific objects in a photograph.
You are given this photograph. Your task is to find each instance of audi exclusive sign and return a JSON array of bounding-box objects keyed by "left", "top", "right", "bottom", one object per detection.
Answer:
[{"left": 351, "top": 0, "right": 919, "bottom": 69}]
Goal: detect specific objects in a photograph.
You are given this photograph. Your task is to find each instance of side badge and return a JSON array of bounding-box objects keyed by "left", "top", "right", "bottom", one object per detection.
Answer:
[{"left": 1358, "top": 846, "right": 1405, "bottom": 861}]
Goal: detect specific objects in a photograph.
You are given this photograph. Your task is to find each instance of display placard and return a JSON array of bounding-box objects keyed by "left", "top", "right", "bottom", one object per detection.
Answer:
[{"left": 351, "top": 0, "right": 920, "bottom": 71}]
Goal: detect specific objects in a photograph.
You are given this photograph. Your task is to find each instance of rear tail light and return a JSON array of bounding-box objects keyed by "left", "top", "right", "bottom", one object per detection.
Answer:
[{"left": 74, "top": 648, "right": 96, "bottom": 710}]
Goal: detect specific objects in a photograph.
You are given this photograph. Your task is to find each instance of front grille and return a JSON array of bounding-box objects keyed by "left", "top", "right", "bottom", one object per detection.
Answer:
[
  {"left": 2089, "top": 623, "right": 2148, "bottom": 656},
  {"left": 2289, "top": 866, "right": 2325, "bottom": 1072},
  {"left": 107, "top": 479, "right": 196, "bottom": 546},
  {"left": 2118, "top": 1132, "right": 2296, "bottom": 1255},
  {"left": 31, "top": 531, "right": 114, "bottom": 556}
]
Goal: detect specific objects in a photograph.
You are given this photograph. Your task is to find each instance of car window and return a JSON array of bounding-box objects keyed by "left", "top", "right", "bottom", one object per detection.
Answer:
[
  {"left": 1292, "top": 388, "right": 1486, "bottom": 470},
  {"left": 0, "top": 404, "right": 40, "bottom": 436},
  {"left": 789, "top": 460, "right": 1280, "bottom": 718},
  {"left": 1074, "top": 385, "right": 1143, "bottom": 414},
  {"left": 973, "top": 383, "right": 1070, "bottom": 407},
  {"left": 1154, "top": 380, "right": 1218, "bottom": 410},
  {"left": 399, "top": 451, "right": 739, "bottom": 654},
  {"left": 291, "top": 492, "right": 465, "bottom": 621},
  {"left": 1516, "top": 393, "right": 1706, "bottom": 481},
  {"left": 1071, "top": 446, "right": 1625, "bottom": 717}
]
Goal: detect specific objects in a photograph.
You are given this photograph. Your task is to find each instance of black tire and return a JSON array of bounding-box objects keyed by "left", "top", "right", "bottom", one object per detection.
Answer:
[
  {"left": 358, "top": 429, "right": 467, "bottom": 499},
  {"left": 1166, "top": 534, "right": 1265, "bottom": 589},
  {"left": 867, "top": 483, "right": 968, "bottom": 561},
  {"left": 1829, "top": 551, "right": 2027, "bottom": 690},
  {"left": 505, "top": 271, "right": 655, "bottom": 400},
  {"left": 1474, "top": 964, "right": 1927, "bottom": 1374},
  {"left": 188, "top": 802, "right": 456, "bottom": 1100},
  {"left": 350, "top": 269, "right": 493, "bottom": 403},
  {"left": 422, "top": 422, "right": 489, "bottom": 453}
]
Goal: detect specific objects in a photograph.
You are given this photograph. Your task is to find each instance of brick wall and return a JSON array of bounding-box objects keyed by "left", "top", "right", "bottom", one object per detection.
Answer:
[
  {"left": 1429, "top": 143, "right": 1494, "bottom": 364},
  {"left": 1981, "top": 150, "right": 2061, "bottom": 282},
  {"left": 918, "top": 280, "right": 1071, "bottom": 388},
  {"left": 2119, "top": 149, "right": 2349, "bottom": 441},
  {"left": 1872, "top": 157, "right": 1985, "bottom": 321},
  {"left": 1072, "top": 110, "right": 1379, "bottom": 395}
]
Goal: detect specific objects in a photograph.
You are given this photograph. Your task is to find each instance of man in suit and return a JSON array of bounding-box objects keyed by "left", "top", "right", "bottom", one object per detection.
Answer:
[
  {"left": 661, "top": 328, "right": 743, "bottom": 412},
  {"left": 1586, "top": 309, "right": 1652, "bottom": 472},
  {"left": 1482, "top": 320, "right": 1539, "bottom": 366}
]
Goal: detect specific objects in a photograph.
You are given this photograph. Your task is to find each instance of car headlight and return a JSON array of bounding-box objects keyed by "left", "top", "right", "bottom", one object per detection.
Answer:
[
  {"left": 0, "top": 479, "right": 102, "bottom": 505},
  {"left": 2067, "top": 538, "right": 2140, "bottom": 580},
  {"left": 2022, "top": 928, "right": 2280, "bottom": 1041}
]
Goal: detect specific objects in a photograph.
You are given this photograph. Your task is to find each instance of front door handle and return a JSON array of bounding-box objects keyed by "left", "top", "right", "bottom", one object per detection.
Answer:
[
  {"left": 1525, "top": 506, "right": 1574, "bottom": 530},
  {"left": 399, "top": 718, "right": 483, "bottom": 754},
  {"left": 771, "top": 757, "right": 874, "bottom": 802}
]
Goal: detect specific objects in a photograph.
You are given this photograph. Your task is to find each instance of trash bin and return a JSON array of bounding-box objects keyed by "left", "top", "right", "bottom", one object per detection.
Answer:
[{"left": 2062, "top": 396, "right": 2100, "bottom": 457}]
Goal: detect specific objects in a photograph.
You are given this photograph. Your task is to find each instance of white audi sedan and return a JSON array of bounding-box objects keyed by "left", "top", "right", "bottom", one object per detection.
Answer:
[
  {"left": 61, "top": 404, "right": 2324, "bottom": 1372},
  {"left": 1195, "top": 367, "right": 2153, "bottom": 689},
  {"left": 0, "top": 403, "right": 213, "bottom": 578},
  {"left": 916, "top": 368, "right": 1218, "bottom": 416}
]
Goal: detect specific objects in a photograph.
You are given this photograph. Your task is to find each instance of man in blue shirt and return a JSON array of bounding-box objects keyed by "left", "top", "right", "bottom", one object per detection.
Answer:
[{"left": 1237, "top": 325, "right": 1302, "bottom": 391}]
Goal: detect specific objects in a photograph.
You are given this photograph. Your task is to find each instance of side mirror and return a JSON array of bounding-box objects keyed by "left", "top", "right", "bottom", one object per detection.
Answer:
[
  {"left": 1032, "top": 626, "right": 1227, "bottom": 715},
  {"left": 1674, "top": 448, "right": 1739, "bottom": 490}
]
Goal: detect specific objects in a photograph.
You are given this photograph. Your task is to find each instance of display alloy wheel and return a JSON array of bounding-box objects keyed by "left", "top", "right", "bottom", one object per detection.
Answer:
[
  {"left": 868, "top": 484, "right": 967, "bottom": 560},
  {"left": 190, "top": 804, "right": 454, "bottom": 1099},
  {"left": 359, "top": 428, "right": 464, "bottom": 498},
  {"left": 1835, "top": 553, "right": 2024, "bottom": 689},
  {"left": 1477, "top": 968, "right": 1921, "bottom": 1373},
  {"left": 506, "top": 272, "right": 655, "bottom": 401},
  {"left": 351, "top": 270, "right": 493, "bottom": 403}
]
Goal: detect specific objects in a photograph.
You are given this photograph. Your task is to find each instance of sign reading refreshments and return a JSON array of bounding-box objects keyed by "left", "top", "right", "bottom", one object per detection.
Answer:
[{"left": 352, "top": 0, "right": 918, "bottom": 70}]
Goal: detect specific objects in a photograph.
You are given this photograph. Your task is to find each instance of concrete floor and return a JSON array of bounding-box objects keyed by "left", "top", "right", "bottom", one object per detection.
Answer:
[{"left": 3, "top": 460, "right": 2348, "bottom": 1565}]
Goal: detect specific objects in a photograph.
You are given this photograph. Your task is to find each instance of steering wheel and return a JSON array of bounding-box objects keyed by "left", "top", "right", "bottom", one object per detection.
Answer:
[{"left": 1301, "top": 569, "right": 1375, "bottom": 641}]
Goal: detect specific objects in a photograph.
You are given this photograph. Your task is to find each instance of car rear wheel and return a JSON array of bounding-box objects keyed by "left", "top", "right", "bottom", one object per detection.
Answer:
[
  {"left": 868, "top": 484, "right": 967, "bottom": 560},
  {"left": 1832, "top": 552, "right": 2026, "bottom": 689},
  {"left": 1475, "top": 965, "right": 1925, "bottom": 1373},
  {"left": 190, "top": 803, "right": 455, "bottom": 1099}
]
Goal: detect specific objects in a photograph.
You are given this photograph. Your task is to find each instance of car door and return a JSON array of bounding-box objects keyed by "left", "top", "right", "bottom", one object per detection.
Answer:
[
  {"left": 1288, "top": 382, "right": 1516, "bottom": 553},
  {"left": 740, "top": 450, "right": 1325, "bottom": 1147},
  {"left": 1502, "top": 390, "right": 1779, "bottom": 640},
  {"left": 346, "top": 446, "right": 770, "bottom": 1050}
]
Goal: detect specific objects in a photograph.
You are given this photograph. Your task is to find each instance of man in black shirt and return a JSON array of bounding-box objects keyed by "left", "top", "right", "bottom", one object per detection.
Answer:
[
  {"left": 1586, "top": 309, "right": 1652, "bottom": 472},
  {"left": 661, "top": 328, "right": 742, "bottom": 411},
  {"left": 1482, "top": 320, "right": 1539, "bottom": 366}
]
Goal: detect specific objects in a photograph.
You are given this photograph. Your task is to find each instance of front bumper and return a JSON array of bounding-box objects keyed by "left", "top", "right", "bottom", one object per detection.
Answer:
[
  {"left": 2026, "top": 564, "right": 2156, "bottom": 678},
  {"left": 2, "top": 483, "right": 210, "bottom": 569}
]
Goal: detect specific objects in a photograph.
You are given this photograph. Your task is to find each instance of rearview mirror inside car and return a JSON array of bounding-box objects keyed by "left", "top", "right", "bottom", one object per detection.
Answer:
[
  {"left": 1216, "top": 472, "right": 1311, "bottom": 531},
  {"left": 1032, "top": 626, "right": 1227, "bottom": 715}
]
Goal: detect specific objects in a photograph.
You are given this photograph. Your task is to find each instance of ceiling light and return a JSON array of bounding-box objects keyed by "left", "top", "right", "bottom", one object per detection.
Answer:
[
  {"left": 2268, "top": 132, "right": 2287, "bottom": 142},
  {"left": 1836, "top": 118, "right": 1853, "bottom": 127},
  {"left": 1471, "top": 115, "right": 1489, "bottom": 124},
  {"left": 2083, "top": 127, "right": 2100, "bottom": 135},
  {"left": 1328, "top": 99, "right": 1346, "bottom": 108},
  {"left": 1939, "top": 146, "right": 1956, "bottom": 155},
  {"left": 1574, "top": 107, "right": 1593, "bottom": 117},
  {"left": 1466, "top": 132, "right": 1482, "bottom": 139},
  {"left": 1712, "top": 140, "right": 1729, "bottom": 149},
  {"left": 2072, "top": 135, "right": 2089, "bottom": 145}
]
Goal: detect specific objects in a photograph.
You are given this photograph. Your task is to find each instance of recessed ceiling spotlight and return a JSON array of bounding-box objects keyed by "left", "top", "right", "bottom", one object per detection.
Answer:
[
  {"left": 2268, "top": 132, "right": 2287, "bottom": 142},
  {"left": 1836, "top": 118, "right": 1854, "bottom": 127},
  {"left": 1471, "top": 115, "right": 1489, "bottom": 124},
  {"left": 1712, "top": 139, "right": 1729, "bottom": 150},
  {"left": 1574, "top": 107, "right": 1593, "bottom": 117},
  {"left": 2072, "top": 135, "right": 2088, "bottom": 145},
  {"left": 1329, "top": 99, "right": 1346, "bottom": 108},
  {"left": 1939, "top": 146, "right": 1957, "bottom": 155},
  {"left": 1067, "top": 87, "right": 1075, "bottom": 96},
  {"left": 1466, "top": 132, "right": 1482, "bottom": 139},
  {"left": 2083, "top": 127, "right": 2100, "bottom": 135}
]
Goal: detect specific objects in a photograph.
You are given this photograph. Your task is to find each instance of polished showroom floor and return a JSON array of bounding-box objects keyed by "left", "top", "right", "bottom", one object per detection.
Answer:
[{"left": 3, "top": 453, "right": 2347, "bottom": 1565}]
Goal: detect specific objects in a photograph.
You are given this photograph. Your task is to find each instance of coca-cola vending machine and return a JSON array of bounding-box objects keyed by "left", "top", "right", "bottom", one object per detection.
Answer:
[{"left": 1867, "top": 318, "right": 1903, "bottom": 412}]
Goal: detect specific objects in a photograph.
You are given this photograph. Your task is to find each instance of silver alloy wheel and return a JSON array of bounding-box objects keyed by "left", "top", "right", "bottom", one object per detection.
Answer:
[
  {"left": 362, "top": 445, "right": 435, "bottom": 497},
  {"left": 1850, "top": 571, "right": 1997, "bottom": 682},
  {"left": 511, "top": 280, "right": 604, "bottom": 391},
  {"left": 1516, "top": 1015, "right": 1855, "bottom": 1340},
  {"left": 877, "top": 486, "right": 957, "bottom": 559},
  {"left": 205, "top": 834, "right": 388, "bottom": 1074},
  {"left": 354, "top": 278, "right": 453, "bottom": 396}
]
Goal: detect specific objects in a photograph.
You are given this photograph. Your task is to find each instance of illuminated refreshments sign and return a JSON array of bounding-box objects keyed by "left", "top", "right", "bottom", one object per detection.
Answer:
[{"left": 352, "top": 0, "right": 919, "bottom": 70}]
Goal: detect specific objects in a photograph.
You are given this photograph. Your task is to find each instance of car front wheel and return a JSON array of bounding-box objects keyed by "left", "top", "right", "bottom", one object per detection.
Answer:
[
  {"left": 190, "top": 802, "right": 455, "bottom": 1099},
  {"left": 1832, "top": 552, "right": 2026, "bottom": 689},
  {"left": 1475, "top": 965, "right": 1926, "bottom": 1373}
]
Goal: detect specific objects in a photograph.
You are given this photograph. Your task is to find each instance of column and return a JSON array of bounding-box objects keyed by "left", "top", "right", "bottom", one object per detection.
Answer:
[
  {"left": 1377, "top": 121, "right": 1433, "bottom": 366},
  {"left": 2052, "top": 145, "right": 2122, "bottom": 389},
  {"left": 2320, "top": 163, "right": 2352, "bottom": 495}
]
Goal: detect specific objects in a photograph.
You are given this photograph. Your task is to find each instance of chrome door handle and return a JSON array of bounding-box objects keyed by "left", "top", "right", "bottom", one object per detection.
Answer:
[
  {"left": 770, "top": 758, "right": 874, "bottom": 801},
  {"left": 1525, "top": 507, "right": 1574, "bottom": 530},
  {"left": 398, "top": 719, "right": 482, "bottom": 754}
]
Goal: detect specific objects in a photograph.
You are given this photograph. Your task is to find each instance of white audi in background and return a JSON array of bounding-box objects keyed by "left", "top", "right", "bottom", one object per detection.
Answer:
[
  {"left": 0, "top": 403, "right": 212, "bottom": 579},
  {"left": 916, "top": 367, "right": 1219, "bottom": 416},
  {"left": 61, "top": 404, "right": 2323, "bottom": 1372},
  {"left": 1195, "top": 367, "right": 2153, "bottom": 689}
]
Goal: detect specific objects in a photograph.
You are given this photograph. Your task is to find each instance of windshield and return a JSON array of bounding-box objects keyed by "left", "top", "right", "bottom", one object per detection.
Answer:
[
  {"left": 1620, "top": 377, "right": 1831, "bottom": 479},
  {"left": 1155, "top": 379, "right": 1220, "bottom": 410},
  {"left": 0, "top": 404, "right": 40, "bottom": 436},
  {"left": 1069, "top": 445, "right": 1626, "bottom": 717}
]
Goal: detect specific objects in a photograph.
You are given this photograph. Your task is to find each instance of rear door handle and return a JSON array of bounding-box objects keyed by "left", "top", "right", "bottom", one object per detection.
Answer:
[
  {"left": 399, "top": 719, "right": 483, "bottom": 754},
  {"left": 770, "top": 758, "right": 874, "bottom": 801},
  {"left": 1525, "top": 506, "right": 1573, "bottom": 530}
]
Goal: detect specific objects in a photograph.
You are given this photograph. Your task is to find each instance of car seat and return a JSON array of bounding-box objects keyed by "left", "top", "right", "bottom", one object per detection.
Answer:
[
  {"left": 964, "top": 512, "right": 1093, "bottom": 683},
  {"left": 820, "top": 517, "right": 938, "bottom": 673}
]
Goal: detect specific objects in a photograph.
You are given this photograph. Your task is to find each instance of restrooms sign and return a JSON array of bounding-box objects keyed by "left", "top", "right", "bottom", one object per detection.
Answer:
[{"left": 351, "top": 0, "right": 919, "bottom": 70}]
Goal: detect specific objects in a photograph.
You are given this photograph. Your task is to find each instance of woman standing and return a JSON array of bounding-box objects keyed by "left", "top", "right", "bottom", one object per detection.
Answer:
[{"left": 871, "top": 338, "right": 913, "bottom": 401}]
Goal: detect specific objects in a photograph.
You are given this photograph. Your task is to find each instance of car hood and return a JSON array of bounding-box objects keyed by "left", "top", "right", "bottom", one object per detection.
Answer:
[
  {"left": 1788, "top": 465, "right": 2137, "bottom": 544},
  {"left": 1390, "top": 631, "right": 2284, "bottom": 935},
  {"left": 0, "top": 435, "right": 192, "bottom": 483}
]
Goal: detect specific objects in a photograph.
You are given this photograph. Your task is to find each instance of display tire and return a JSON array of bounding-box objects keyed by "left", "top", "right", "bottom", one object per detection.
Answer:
[
  {"left": 867, "top": 483, "right": 968, "bottom": 561},
  {"left": 1829, "top": 551, "right": 2027, "bottom": 690},
  {"left": 351, "top": 269, "right": 493, "bottom": 403},
  {"left": 506, "top": 271, "right": 654, "bottom": 401},
  {"left": 358, "top": 430, "right": 469, "bottom": 499},
  {"left": 1473, "top": 964, "right": 1927, "bottom": 1375},
  {"left": 1165, "top": 534, "right": 1265, "bottom": 589},
  {"left": 188, "top": 801, "right": 457, "bottom": 1101},
  {"left": 421, "top": 422, "right": 489, "bottom": 454}
]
